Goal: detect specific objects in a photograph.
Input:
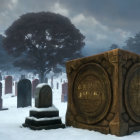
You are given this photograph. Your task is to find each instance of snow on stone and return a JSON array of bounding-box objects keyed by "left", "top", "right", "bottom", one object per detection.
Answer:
[
  {"left": 31, "top": 105, "right": 58, "bottom": 112},
  {"left": 36, "top": 83, "right": 48, "bottom": 88},
  {"left": 26, "top": 116, "right": 61, "bottom": 121}
]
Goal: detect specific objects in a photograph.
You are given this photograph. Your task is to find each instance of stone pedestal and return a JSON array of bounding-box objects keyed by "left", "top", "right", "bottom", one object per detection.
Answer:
[
  {"left": 66, "top": 49, "right": 140, "bottom": 136},
  {"left": 23, "top": 106, "right": 65, "bottom": 130},
  {"left": 23, "top": 84, "right": 65, "bottom": 130}
]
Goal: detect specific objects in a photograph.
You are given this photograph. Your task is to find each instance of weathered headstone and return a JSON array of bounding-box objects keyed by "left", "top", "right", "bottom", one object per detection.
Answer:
[
  {"left": 5, "top": 76, "right": 12, "bottom": 94},
  {"left": 32, "top": 79, "right": 39, "bottom": 98},
  {"left": 35, "top": 84, "right": 52, "bottom": 108},
  {"left": 17, "top": 79, "right": 32, "bottom": 107},
  {"left": 61, "top": 82, "right": 68, "bottom": 102},
  {"left": 23, "top": 83, "right": 65, "bottom": 130},
  {"left": 15, "top": 82, "right": 17, "bottom": 96},
  {"left": 66, "top": 49, "right": 140, "bottom": 136}
]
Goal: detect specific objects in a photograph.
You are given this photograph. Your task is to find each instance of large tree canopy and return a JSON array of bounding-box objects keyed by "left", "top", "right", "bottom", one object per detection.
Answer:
[{"left": 3, "top": 12, "right": 85, "bottom": 82}]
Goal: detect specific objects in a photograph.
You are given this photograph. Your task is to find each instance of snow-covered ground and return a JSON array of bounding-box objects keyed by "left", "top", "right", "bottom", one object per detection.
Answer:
[{"left": 1, "top": 73, "right": 140, "bottom": 140}]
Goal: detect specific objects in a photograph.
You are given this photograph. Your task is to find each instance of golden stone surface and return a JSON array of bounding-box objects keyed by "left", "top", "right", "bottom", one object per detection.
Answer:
[{"left": 66, "top": 49, "right": 140, "bottom": 136}]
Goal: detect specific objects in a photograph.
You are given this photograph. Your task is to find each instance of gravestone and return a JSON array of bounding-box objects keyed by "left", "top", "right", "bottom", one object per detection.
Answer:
[
  {"left": 15, "top": 82, "right": 17, "bottom": 96},
  {"left": 56, "top": 82, "right": 59, "bottom": 89},
  {"left": 17, "top": 79, "right": 32, "bottom": 108},
  {"left": 32, "top": 79, "right": 39, "bottom": 98},
  {"left": 66, "top": 49, "right": 140, "bottom": 136},
  {"left": 23, "top": 83, "right": 65, "bottom": 130},
  {"left": 35, "top": 84, "right": 52, "bottom": 108},
  {"left": 44, "top": 77, "right": 48, "bottom": 83},
  {"left": 51, "top": 76, "right": 53, "bottom": 89},
  {"left": 20, "top": 75, "right": 26, "bottom": 80},
  {"left": 5, "top": 76, "right": 12, "bottom": 94},
  {"left": 0, "top": 72, "right": 2, "bottom": 81},
  {"left": 61, "top": 82, "right": 68, "bottom": 102}
]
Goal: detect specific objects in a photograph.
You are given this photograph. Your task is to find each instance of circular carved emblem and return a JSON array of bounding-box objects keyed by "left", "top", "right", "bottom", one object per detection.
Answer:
[
  {"left": 125, "top": 63, "right": 140, "bottom": 122},
  {"left": 73, "top": 63, "right": 111, "bottom": 124}
]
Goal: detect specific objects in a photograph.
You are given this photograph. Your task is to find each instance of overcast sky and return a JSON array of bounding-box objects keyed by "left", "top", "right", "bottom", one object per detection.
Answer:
[{"left": 0, "top": 0, "right": 139, "bottom": 56}]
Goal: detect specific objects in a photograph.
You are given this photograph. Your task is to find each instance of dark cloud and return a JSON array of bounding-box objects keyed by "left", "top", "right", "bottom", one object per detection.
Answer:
[
  {"left": 0, "top": 0, "right": 139, "bottom": 55},
  {"left": 59, "top": 0, "right": 140, "bottom": 32}
]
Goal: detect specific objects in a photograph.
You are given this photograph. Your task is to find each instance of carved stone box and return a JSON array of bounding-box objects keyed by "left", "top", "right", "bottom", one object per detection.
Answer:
[{"left": 66, "top": 49, "right": 140, "bottom": 136}]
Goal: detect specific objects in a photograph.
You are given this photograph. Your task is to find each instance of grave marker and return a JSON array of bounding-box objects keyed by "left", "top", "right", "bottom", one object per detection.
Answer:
[
  {"left": 23, "top": 83, "right": 65, "bottom": 130},
  {"left": 17, "top": 79, "right": 32, "bottom": 107},
  {"left": 5, "top": 76, "right": 12, "bottom": 94}
]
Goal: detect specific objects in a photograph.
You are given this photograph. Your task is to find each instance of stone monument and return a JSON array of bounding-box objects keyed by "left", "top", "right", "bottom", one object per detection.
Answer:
[
  {"left": 23, "top": 83, "right": 65, "bottom": 130},
  {"left": 17, "top": 79, "right": 32, "bottom": 107},
  {"left": 66, "top": 49, "right": 140, "bottom": 136},
  {"left": 5, "top": 76, "right": 12, "bottom": 94},
  {"left": 61, "top": 82, "right": 68, "bottom": 102}
]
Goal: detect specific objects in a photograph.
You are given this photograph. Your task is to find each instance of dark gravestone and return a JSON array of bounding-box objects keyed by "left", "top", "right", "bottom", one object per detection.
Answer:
[
  {"left": 0, "top": 72, "right": 2, "bottom": 81},
  {"left": 61, "top": 82, "right": 68, "bottom": 102},
  {"left": 23, "top": 83, "right": 65, "bottom": 130},
  {"left": 15, "top": 82, "right": 17, "bottom": 96},
  {"left": 5, "top": 76, "right": 12, "bottom": 94},
  {"left": 32, "top": 79, "right": 39, "bottom": 98},
  {"left": 35, "top": 84, "right": 52, "bottom": 108},
  {"left": 17, "top": 79, "right": 32, "bottom": 108},
  {"left": 20, "top": 75, "right": 26, "bottom": 80}
]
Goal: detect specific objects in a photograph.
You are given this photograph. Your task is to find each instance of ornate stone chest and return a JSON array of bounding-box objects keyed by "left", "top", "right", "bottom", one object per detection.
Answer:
[{"left": 66, "top": 49, "right": 140, "bottom": 136}]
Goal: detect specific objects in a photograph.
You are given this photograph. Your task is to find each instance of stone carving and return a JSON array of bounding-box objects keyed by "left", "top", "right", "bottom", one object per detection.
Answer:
[{"left": 66, "top": 49, "right": 140, "bottom": 136}]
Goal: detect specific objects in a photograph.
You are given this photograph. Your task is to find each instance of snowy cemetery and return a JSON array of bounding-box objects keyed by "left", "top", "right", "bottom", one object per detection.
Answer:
[{"left": 1, "top": 50, "right": 140, "bottom": 140}]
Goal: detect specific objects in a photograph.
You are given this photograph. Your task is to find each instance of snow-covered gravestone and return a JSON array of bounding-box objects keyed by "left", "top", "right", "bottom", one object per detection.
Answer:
[
  {"left": 23, "top": 83, "right": 65, "bottom": 130},
  {"left": 5, "top": 76, "right": 12, "bottom": 94},
  {"left": 17, "top": 79, "right": 32, "bottom": 108},
  {"left": 35, "top": 83, "right": 52, "bottom": 107}
]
